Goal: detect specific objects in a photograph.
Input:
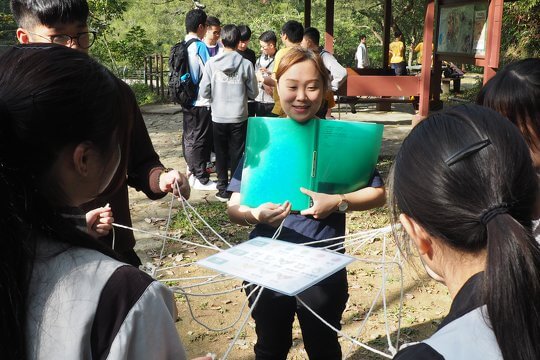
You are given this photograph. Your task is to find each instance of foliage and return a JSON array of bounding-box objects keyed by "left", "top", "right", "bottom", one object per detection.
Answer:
[
  {"left": 501, "top": 0, "right": 540, "bottom": 63},
  {"left": 0, "top": 0, "right": 16, "bottom": 46},
  {"left": 130, "top": 82, "right": 161, "bottom": 106}
]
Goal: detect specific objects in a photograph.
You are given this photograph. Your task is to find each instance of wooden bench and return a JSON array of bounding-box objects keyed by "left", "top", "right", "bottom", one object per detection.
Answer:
[{"left": 441, "top": 77, "right": 462, "bottom": 94}]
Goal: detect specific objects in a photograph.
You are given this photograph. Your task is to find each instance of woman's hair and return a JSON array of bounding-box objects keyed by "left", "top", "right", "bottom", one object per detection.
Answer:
[
  {"left": 390, "top": 104, "right": 540, "bottom": 360},
  {"left": 0, "top": 44, "right": 128, "bottom": 359},
  {"left": 477, "top": 58, "right": 540, "bottom": 152},
  {"left": 275, "top": 47, "right": 329, "bottom": 94}
]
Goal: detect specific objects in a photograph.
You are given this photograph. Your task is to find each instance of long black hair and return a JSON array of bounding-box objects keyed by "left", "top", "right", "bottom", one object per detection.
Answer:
[
  {"left": 0, "top": 44, "right": 128, "bottom": 359},
  {"left": 390, "top": 104, "right": 540, "bottom": 360},
  {"left": 477, "top": 58, "right": 540, "bottom": 152}
]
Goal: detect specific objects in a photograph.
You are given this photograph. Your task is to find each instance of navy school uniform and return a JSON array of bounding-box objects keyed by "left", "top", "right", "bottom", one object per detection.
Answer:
[{"left": 228, "top": 156, "right": 383, "bottom": 360}]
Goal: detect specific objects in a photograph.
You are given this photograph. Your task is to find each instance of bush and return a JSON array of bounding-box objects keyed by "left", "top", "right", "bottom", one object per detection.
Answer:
[{"left": 130, "top": 83, "right": 160, "bottom": 106}]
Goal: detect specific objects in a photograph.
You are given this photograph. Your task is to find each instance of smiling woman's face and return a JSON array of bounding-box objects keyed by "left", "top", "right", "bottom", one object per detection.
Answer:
[{"left": 277, "top": 59, "right": 324, "bottom": 123}]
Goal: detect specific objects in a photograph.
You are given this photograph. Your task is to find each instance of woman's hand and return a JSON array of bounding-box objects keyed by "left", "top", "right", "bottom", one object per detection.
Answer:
[
  {"left": 159, "top": 168, "right": 191, "bottom": 200},
  {"left": 86, "top": 205, "right": 114, "bottom": 238},
  {"left": 299, "top": 188, "right": 340, "bottom": 219},
  {"left": 253, "top": 201, "right": 291, "bottom": 228}
]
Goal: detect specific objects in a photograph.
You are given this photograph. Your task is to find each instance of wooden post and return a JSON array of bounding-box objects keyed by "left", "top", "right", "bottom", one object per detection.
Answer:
[
  {"left": 383, "top": 0, "right": 391, "bottom": 69},
  {"left": 483, "top": 0, "right": 503, "bottom": 84},
  {"left": 155, "top": 54, "right": 160, "bottom": 94},
  {"left": 144, "top": 56, "right": 148, "bottom": 86},
  {"left": 416, "top": 0, "right": 435, "bottom": 121},
  {"left": 160, "top": 54, "right": 165, "bottom": 98},
  {"left": 304, "top": 0, "right": 311, "bottom": 28},
  {"left": 324, "top": 0, "right": 334, "bottom": 52},
  {"left": 148, "top": 56, "right": 153, "bottom": 92}
]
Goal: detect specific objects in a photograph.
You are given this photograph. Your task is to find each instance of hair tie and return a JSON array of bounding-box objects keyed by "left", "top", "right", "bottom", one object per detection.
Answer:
[{"left": 480, "top": 203, "right": 509, "bottom": 225}]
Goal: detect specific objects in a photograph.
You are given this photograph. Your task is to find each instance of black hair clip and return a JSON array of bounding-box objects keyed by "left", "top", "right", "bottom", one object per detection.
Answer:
[{"left": 445, "top": 138, "right": 491, "bottom": 166}]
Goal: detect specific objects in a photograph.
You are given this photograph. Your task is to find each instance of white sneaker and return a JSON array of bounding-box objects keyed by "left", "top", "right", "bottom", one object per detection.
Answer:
[
  {"left": 188, "top": 174, "right": 196, "bottom": 187},
  {"left": 186, "top": 165, "right": 192, "bottom": 178},
  {"left": 192, "top": 177, "right": 217, "bottom": 191}
]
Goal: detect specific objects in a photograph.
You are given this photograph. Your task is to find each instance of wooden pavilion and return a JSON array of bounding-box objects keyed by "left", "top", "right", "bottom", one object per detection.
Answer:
[{"left": 304, "top": 0, "right": 505, "bottom": 121}]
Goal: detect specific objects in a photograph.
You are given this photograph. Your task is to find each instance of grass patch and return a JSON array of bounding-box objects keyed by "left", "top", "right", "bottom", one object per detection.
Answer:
[
  {"left": 170, "top": 202, "right": 250, "bottom": 245},
  {"left": 130, "top": 82, "right": 161, "bottom": 106}
]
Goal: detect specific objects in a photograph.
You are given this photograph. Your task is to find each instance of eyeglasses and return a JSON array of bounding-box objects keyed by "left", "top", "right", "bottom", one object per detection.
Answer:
[{"left": 28, "top": 31, "right": 97, "bottom": 49}]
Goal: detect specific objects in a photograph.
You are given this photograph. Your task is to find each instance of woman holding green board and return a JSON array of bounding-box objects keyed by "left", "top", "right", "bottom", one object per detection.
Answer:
[{"left": 226, "top": 47, "right": 386, "bottom": 360}]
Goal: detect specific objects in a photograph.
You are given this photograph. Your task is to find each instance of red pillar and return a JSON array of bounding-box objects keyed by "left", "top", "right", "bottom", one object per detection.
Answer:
[
  {"left": 417, "top": 0, "right": 435, "bottom": 120},
  {"left": 483, "top": 0, "right": 503, "bottom": 84}
]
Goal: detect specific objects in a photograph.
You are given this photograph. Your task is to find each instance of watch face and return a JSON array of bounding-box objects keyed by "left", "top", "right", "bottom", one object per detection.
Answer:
[{"left": 338, "top": 201, "right": 348, "bottom": 212}]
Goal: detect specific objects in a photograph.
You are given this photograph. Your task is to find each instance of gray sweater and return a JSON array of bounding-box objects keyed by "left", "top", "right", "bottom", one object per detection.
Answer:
[{"left": 200, "top": 50, "right": 258, "bottom": 123}]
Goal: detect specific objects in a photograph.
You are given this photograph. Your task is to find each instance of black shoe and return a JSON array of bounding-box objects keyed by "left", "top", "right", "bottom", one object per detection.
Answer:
[{"left": 215, "top": 190, "right": 231, "bottom": 202}]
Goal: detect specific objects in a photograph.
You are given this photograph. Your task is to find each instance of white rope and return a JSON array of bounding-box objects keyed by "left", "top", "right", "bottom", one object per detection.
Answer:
[
  {"left": 123, "top": 188, "right": 404, "bottom": 359},
  {"left": 164, "top": 275, "right": 236, "bottom": 289},
  {"left": 221, "top": 285, "right": 264, "bottom": 360},
  {"left": 179, "top": 193, "right": 233, "bottom": 248},
  {"left": 111, "top": 222, "right": 220, "bottom": 251},
  {"left": 296, "top": 296, "right": 393, "bottom": 359},
  {"left": 174, "top": 282, "right": 260, "bottom": 333}
]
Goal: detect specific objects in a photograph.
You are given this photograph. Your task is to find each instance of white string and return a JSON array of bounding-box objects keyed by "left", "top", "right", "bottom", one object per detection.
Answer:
[
  {"left": 179, "top": 193, "right": 233, "bottom": 248},
  {"left": 165, "top": 275, "right": 236, "bottom": 289},
  {"left": 111, "top": 222, "right": 220, "bottom": 251},
  {"left": 158, "top": 184, "right": 178, "bottom": 261},
  {"left": 174, "top": 282, "right": 260, "bottom": 333},
  {"left": 122, "top": 187, "right": 403, "bottom": 359},
  {"left": 221, "top": 285, "right": 264, "bottom": 360},
  {"left": 296, "top": 296, "right": 393, "bottom": 359}
]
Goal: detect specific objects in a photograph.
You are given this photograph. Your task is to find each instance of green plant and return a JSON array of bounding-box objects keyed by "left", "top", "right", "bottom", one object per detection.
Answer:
[{"left": 130, "top": 82, "right": 160, "bottom": 106}]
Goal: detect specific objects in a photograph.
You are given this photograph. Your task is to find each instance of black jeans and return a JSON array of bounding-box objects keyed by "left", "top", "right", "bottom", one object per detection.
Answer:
[
  {"left": 252, "top": 102, "right": 275, "bottom": 117},
  {"left": 212, "top": 121, "right": 247, "bottom": 191},
  {"left": 248, "top": 269, "right": 349, "bottom": 360},
  {"left": 182, "top": 106, "right": 212, "bottom": 182}
]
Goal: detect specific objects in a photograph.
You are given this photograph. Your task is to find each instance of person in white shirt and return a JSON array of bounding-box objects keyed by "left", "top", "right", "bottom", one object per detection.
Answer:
[
  {"left": 301, "top": 27, "right": 347, "bottom": 119},
  {"left": 355, "top": 34, "right": 369, "bottom": 68}
]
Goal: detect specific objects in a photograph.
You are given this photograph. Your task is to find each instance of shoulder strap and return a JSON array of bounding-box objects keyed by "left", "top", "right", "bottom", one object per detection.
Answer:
[{"left": 184, "top": 38, "right": 200, "bottom": 48}]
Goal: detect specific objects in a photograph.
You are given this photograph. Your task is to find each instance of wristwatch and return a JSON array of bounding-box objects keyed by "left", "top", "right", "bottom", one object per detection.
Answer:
[{"left": 337, "top": 194, "right": 349, "bottom": 212}]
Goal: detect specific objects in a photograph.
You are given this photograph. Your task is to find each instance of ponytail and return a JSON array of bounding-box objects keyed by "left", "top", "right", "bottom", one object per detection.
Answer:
[{"left": 485, "top": 215, "right": 540, "bottom": 359}]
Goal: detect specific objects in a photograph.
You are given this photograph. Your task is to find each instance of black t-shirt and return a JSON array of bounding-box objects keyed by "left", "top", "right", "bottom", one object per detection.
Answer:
[{"left": 236, "top": 48, "right": 256, "bottom": 67}]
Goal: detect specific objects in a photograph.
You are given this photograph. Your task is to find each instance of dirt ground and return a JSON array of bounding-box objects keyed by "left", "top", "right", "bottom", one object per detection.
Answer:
[{"left": 129, "top": 102, "right": 451, "bottom": 359}]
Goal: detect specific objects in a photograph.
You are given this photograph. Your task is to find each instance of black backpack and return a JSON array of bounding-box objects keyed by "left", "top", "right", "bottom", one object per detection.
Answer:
[{"left": 168, "top": 38, "right": 199, "bottom": 107}]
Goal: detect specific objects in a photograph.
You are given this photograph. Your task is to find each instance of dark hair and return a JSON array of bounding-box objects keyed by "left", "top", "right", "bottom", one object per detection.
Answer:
[
  {"left": 0, "top": 44, "right": 127, "bottom": 359},
  {"left": 221, "top": 24, "right": 240, "bottom": 48},
  {"left": 360, "top": 34, "right": 366, "bottom": 40},
  {"left": 394, "top": 30, "right": 402, "bottom": 39},
  {"left": 10, "top": 0, "right": 89, "bottom": 29},
  {"left": 477, "top": 58, "right": 540, "bottom": 152},
  {"left": 259, "top": 30, "right": 277, "bottom": 44},
  {"left": 206, "top": 15, "right": 220, "bottom": 27},
  {"left": 238, "top": 24, "right": 251, "bottom": 41},
  {"left": 281, "top": 20, "right": 304, "bottom": 44},
  {"left": 390, "top": 104, "right": 540, "bottom": 360},
  {"left": 303, "top": 27, "right": 320, "bottom": 46},
  {"left": 276, "top": 47, "right": 329, "bottom": 94},
  {"left": 185, "top": 8, "right": 207, "bottom": 33}
]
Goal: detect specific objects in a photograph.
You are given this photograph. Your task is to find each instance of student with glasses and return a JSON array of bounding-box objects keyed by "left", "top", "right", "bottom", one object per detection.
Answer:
[{"left": 10, "top": 0, "right": 191, "bottom": 267}]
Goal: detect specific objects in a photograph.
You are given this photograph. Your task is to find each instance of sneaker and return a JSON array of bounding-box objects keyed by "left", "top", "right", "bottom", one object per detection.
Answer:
[
  {"left": 192, "top": 177, "right": 217, "bottom": 191},
  {"left": 205, "top": 161, "right": 216, "bottom": 174},
  {"left": 215, "top": 190, "right": 231, "bottom": 202},
  {"left": 186, "top": 165, "right": 192, "bottom": 178},
  {"left": 188, "top": 174, "right": 196, "bottom": 187}
]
